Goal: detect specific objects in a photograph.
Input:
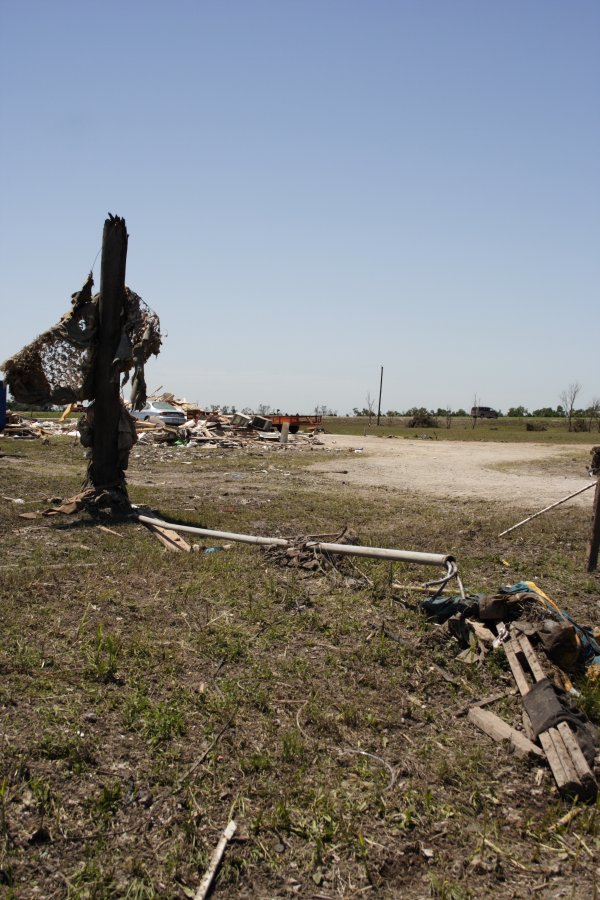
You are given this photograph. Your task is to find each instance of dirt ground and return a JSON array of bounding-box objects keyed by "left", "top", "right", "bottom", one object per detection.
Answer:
[
  {"left": 1, "top": 437, "right": 599, "bottom": 899},
  {"left": 315, "top": 435, "right": 595, "bottom": 507}
]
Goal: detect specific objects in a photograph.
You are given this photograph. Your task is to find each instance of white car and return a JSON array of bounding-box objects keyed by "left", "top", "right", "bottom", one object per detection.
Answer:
[{"left": 130, "top": 401, "right": 186, "bottom": 427}]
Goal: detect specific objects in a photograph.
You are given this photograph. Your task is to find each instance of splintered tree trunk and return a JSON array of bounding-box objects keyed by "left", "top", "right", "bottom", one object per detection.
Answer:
[
  {"left": 587, "top": 480, "right": 600, "bottom": 573},
  {"left": 587, "top": 447, "right": 600, "bottom": 573},
  {"left": 89, "top": 215, "right": 128, "bottom": 497}
]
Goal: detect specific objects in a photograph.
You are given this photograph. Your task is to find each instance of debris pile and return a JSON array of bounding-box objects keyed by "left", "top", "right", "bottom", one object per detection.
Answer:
[
  {"left": 0, "top": 412, "right": 76, "bottom": 440},
  {"left": 130, "top": 395, "right": 325, "bottom": 450},
  {"left": 2, "top": 273, "right": 161, "bottom": 409},
  {"left": 431, "top": 581, "right": 600, "bottom": 800},
  {"left": 0, "top": 406, "right": 325, "bottom": 453},
  {"left": 265, "top": 528, "right": 361, "bottom": 572}
]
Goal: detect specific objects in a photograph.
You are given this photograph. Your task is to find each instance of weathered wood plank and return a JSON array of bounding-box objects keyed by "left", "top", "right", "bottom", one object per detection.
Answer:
[
  {"left": 538, "top": 729, "right": 575, "bottom": 794},
  {"left": 516, "top": 634, "right": 547, "bottom": 682},
  {"left": 556, "top": 721, "right": 597, "bottom": 800},
  {"left": 468, "top": 706, "right": 544, "bottom": 758},
  {"left": 503, "top": 637, "right": 531, "bottom": 696},
  {"left": 144, "top": 522, "right": 192, "bottom": 552}
]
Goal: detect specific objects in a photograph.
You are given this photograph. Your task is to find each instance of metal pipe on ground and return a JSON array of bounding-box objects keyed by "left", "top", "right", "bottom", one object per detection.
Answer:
[
  {"left": 134, "top": 513, "right": 453, "bottom": 567},
  {"left": 498, "top": 481, "right": 596, "bottom": 538}
]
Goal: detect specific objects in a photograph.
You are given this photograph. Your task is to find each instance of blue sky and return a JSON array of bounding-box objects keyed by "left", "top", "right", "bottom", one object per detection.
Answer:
[{"left": 1, "top": 1, "right": 598, "bottom": 414}]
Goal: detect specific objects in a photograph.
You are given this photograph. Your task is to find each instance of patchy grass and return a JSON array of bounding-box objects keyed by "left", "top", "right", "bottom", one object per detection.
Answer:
[{"left": 0, "top": 435, "right": 599, "bottom": 898}]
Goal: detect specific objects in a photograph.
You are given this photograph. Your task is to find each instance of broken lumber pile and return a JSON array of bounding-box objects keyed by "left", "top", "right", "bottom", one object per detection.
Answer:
[{"left": 502, "top": 626, "right": 597, "bottom": 800}]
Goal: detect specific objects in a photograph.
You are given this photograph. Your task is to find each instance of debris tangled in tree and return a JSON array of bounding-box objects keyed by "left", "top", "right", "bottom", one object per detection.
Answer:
[
  {"left": 3, "top": 215, "right": 162, "bottom": 511},
  {"left": 2, "top": 272, "right": 161, "bottom": 410}
]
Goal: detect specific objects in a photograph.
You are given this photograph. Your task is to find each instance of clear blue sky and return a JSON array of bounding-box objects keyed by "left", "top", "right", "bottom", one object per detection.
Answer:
[{"left": 1, "top": 1, "right": 598, "bottom": 414}]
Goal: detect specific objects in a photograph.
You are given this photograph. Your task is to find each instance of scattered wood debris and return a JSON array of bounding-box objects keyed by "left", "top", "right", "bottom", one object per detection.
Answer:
[{"left": 502, "top": 627, "right": 597, "bottom": 800}]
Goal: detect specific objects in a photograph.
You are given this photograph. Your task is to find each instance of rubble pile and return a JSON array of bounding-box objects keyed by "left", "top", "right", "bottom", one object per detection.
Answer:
[
  {"left": 430, "top": 581, "right": 600, "bottom": 800},
  {"left": 265, "top": 528, "right": 361, "bottom": 572},
  {"left": 0, "top": 412, "right": 78, "bottom": 440},
  {"left": 131, "top": 394, "right": 325, "bottom": 450},
  {"left": 0, "top": 400, "right": 325, "bottom": 452}
]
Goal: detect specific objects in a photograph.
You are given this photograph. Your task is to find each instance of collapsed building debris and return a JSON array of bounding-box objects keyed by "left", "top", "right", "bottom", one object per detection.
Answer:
[{"left": 426, "top": 580, "right": 599, "bottom": 800}]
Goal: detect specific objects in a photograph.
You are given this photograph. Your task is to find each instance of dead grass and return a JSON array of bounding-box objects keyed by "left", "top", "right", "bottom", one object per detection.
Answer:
[
  {"left": 1, "top": 435, "right": 599, "bottom": 898},
  {"left": 487, "top": 448, "right": 593, "bottom": 479}
]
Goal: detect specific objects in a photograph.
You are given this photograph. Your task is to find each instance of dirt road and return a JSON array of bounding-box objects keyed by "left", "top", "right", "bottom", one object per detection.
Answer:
[{"left": 315, "top": 434, "right": 595, "bottom": 508}]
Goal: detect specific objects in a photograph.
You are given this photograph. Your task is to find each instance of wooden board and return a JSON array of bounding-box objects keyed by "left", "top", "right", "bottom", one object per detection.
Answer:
[
  {"left": 468, "top": 706, "right": 544, "bottom": 759},
  {"left": 556, "top": 721, "right": 597, "bottom": 801},
  {"left": 144, "top": 522, "right": 192, "bottom": 552}
]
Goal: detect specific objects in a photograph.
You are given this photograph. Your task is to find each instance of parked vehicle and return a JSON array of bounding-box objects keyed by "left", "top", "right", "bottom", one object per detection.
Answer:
[
  {"left": 471, "top": 406, "right": 499, "bottom": 419},
  {"left": 130, "top": 401, "right": 186, "bottom": 427}
]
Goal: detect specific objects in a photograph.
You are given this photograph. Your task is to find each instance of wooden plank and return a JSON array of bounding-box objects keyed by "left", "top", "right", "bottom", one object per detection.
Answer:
[
  {"left": 538, "top": 729, "right": 576, "bottom": 795},
  {"left": 145, "top": 522, "right": 192, "bottom": 552},
  {"left": 522, "top": 710, "right": 535, "bottom": 742},
  {"left": 516, "top": 634, "right": 547, "bottom": 682},
  {"left": 556, "top": 721, "right": 597, "bottom": 800},
  {"left": 503, "top": 637, "right": 531, "bottom": 696},
  {"left": 468, "top": 707, "right": 544, "bottom": 759}
]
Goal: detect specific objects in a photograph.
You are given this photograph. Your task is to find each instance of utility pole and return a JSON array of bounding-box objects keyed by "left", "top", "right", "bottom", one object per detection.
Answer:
[
  {"left": 89, "top": 214, "right": 129, "bottom": 503},
  {"left": 376, "top": 366, "right": 384, "bottom": 426}
]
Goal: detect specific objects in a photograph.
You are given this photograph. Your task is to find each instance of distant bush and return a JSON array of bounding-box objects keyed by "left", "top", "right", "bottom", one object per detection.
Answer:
[
  {"left": 408, "top": 413, "right": 439, "bottom": 428},
  {"left": 572, "top": 419, "right": 590, "bottom": 432},
  {"left": 526, "top": 422, "right": 547, "bottom": 432}
]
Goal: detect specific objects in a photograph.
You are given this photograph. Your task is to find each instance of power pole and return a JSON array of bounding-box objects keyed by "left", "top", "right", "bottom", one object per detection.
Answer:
[{"left": 376, "top": 366, "right": 384, "bottom": 426}]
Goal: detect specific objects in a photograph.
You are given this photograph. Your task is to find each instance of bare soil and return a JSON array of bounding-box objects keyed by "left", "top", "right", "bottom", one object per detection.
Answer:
[{"left": 315, "top": 435, "right": 594, "bottom": 507}]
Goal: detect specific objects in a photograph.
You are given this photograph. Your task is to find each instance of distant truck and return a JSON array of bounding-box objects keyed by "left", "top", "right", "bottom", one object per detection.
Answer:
[{"left": 471, "top": 406, "right": 499, "bottom": 419}]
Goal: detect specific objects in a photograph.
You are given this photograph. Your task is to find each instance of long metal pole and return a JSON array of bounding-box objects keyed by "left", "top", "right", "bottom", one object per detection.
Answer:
[
  {"left": 135, "top": 513, "right": 453, "bottom": 567},
  {"left": 376, "top": 365, "right": 383, "bottom": 426},
  {"left": 499, "top": 481, "right": 596, "bottom": 537}
]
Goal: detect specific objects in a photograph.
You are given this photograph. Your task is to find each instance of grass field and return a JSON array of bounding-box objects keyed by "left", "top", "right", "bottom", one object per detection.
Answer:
[
  {"left": 322, "top": 415, "right": 600, "bottom": 445},
  {"left": 1, "top": 433, "right": 599, "bottom": 898}
]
